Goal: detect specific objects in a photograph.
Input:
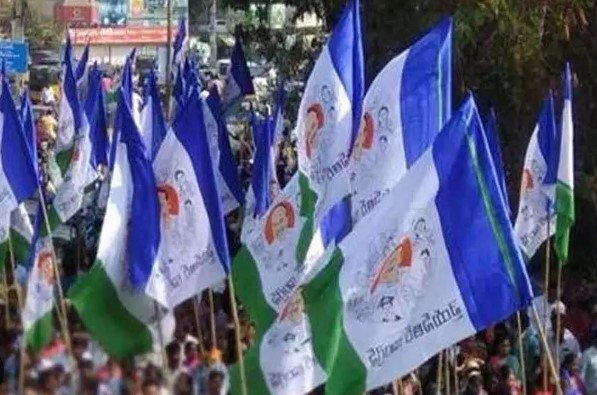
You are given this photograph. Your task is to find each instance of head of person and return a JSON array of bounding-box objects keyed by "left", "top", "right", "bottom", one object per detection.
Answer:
[
  {"left": 561, "top": 352, "right": 579, "bottom": 374},
  {"left": 165, "top": 342, "right": 181, "bottom": 370},
  {"left": 173, "top": 372, "right": 193, "bottom": 395},
  {"left": 550, "top": 303, "right": 566, "bottom": 336},
  {"left": 37, "top": 360, "right": 61, "bottom": 393},
  {"left": 495, "top": 335, "right": 511, "bottom": 357},
  {"left": 184, "top": 341, "right": 198, "bottom": 361},
  {"left": 206, "top": 370, "right": 224, "bottom": 395},
  {"left": 142, "top": 379, "right": 162, "bottom": 395},
  {"left": 466, "top": 371, "right": 484, "bottom": 395}
]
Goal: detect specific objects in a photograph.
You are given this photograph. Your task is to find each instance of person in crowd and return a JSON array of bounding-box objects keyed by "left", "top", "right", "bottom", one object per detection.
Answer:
[
  {"left": 41, "top": 84, "right": 55, "bottom": 107},
  {"left": 513, "top": 312, "right": 541, "bottom": 386},
  {"left": 496, "top": 365, "right": 522, "bottom": 395},
  {"left": 547, "top": 304, "right": 581, "bottom": 365},
  {"left": 561, "top": 353, "right": 585, "bottom": 395},
  {"left": 490, "top": 336, "right": 523, "bottom": 382},
  {"left": 36, "top": 359, "right": 61, "bottom": 395},
  {"left": 194, "top": 347, "right": 229, "bottom": 395},
  {"left": 581, "top": 329, "right": 597, "bottom": 395},
  {"left": 202, "top": 370, "right": 224, "bottom": 395},
  {"left": 39, "top": 110, "right": 57, "bottom": 144},
  {"left": 165, "top": 342, "right": 186, "bottom": 390},
  {"left": 464, "top": 370, "right": 488, "bottom": 395}
]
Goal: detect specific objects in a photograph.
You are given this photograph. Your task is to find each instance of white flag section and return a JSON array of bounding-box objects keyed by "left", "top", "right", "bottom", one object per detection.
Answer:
[
  {"left": 257, "top": 292, "right": 327, "bottom": 395},
  {"left": 146, "top": 129, "right": 226, "bottom": 308},
  {"left": 350, "top": 18, "right": 452, "bottom": 224},
  {"left": 23, "top": 233, "right": 54, "bottom": 353},
  {"left": 514, "top": 94, "right": 557, "bottom": 259},
  {"left": 295, "top": 0, "right": 363, "bottom": 228},
  {"left": 303, "top": 96, "right": 533, "bottom": 395},
  {"left": 52, "top": 117, "right": 94, "bottom": 222}
]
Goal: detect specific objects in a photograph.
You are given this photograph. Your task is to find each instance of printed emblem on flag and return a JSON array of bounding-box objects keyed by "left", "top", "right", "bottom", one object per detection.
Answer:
[
  {"left": 519, "top": 160, "right": 548, "bottom": 222},
  {"left": 353, "top": 112, "right": 374, "bottom": 163},
  {"left": 264, "top": 201, "right": 296, "bottom": 245},
  {"left": 37, "top": 250, "right": 55, "bottom": 286},
  {"left": 157, "top": 183, "right": 180, "bottom": 225},
  {"left": 346, "top": 210, "right": 435, "bottom": 325},
  {"left": 265, "top": 292, "right": 309, "bottom": 354}
]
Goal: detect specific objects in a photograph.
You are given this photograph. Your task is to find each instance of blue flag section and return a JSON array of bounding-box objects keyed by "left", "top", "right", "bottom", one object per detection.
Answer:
[
  {"left": 86, "top": 64, "right": 109, "bottom": 170},
  {"left": 75, "top": 42, "right": 90, "bottom": 82},
  {"left": 141, "top": 69, "right": 168, "bottom": 160},
  {"left": 484, "top": 108, "right": 510, "bottom": 212},
  {"left": 249, "top": 111, "right": 272, "bottom": 217},
  {"left": 222, "top": 38, "right": 255, "bottom": 109},
  {"left": 173, "top": 16, "right": 187, "bottom": 65},
  {"left": 20, "top": 90, "right": 39, "bottom": 178}
]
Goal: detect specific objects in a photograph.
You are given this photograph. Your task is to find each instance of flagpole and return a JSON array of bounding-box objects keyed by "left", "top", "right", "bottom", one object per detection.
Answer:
[
  {"left": 153, "top": 301, "right": 169, "bottom": 370},
  {"left": 542, "top": 219, "right": 552, "bottom": 393},
  {"left": 227, "top": 276, "right": 248, "bottom": 395},
  {"left": 8, "top": 236, "right": 26, "bottom": 395},
  {"left": 208, "top": 289, "right": 217, "bottom": 351},
  {"left": 555, "top": 260, "right": 563, "bottom": 372},
  {"left": 37, "top": 195, "right": 74, "bottom": 362},
  {"left": 444, "top": 349, "right": 451, "bottom": 395},
  {"left": 192, "top": 296, "right": 206, "bottom": 355},
  {"left": 2, "top": 268, "right": 9, "bottom": 329},
  {"left": 516, "top": 311, "right": 528, "bottom": 395},
  {"left": 165, "top": 0, "right": 173, "bottom": 118},
  {"left": 531, "top": 304, "right": 562, "bottom": 395},
  {"left": 435, "top": 352, "right": 443, "bottom": 395}
]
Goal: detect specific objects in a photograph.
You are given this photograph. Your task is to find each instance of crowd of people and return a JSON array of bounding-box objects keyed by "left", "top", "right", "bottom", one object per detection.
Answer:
[{"left": 3, "top": 73, "right": 597, "bottom": 395}]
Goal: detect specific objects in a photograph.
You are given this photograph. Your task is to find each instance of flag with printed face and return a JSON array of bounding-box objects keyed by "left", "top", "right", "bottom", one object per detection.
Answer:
[
  {"left": 68, "top": 88, "right": 174, "bottom": 358},
  {"left": 140, "top": 69, "right": 168, "bottom": 160},
  {"left": 514, "top": 94, "right": 558, "bottom": 259},
  {"left": 0, "top": 76, "right": 38, "bottom": 256},
  {"left": 202, "top": 87, "right": 244, "bottom": 214},
  {"left": 554, "top": 63, "right": 575, "bottom": 263},
  {"left": 295, "top": 0, "right": 363, "bottom": 236},
  {"left": 22, "top": 205, "right": 55, "bottom": 353},
  {"left": 222, "top": 38, "right": 255, "bottom": 109},
  {"left": 145, "top": 90, "right": 230, "bottom": 308},
  {"left": 349, "top": 18, "right": 451, "bottom": 225},
  {"left": 51, "top": 36, "right": 98, "bottom": 223},
  {"left": 303, "top": 96, "right": 533, "bottom": 395}
]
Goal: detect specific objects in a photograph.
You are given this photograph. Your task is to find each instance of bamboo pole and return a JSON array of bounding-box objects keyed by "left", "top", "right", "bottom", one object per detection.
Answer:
[
  {"left": 192, "top": 296, "right": 206, "bottom": 355},
  {"left": 531, "top": 305, "right": 562, "bottom": 395},
  {"left": 542, "top": 220, "right": 552, "bottom": 393},
  {"left": 452, "top": 348, "right": 459, "bottom": 395},
  {"left": 444, "top": 350, "right": 451, "bottom": 395},
  {"left": 435, "top": 352, "right": 443, "bottom": 395},
  {"left": 208, "top": 289, "right": 217, "bottom": 350},
  {"left": 2, "top": 268, "right": 9, "bottom": 330},
  {"left": 516, "top": 311, "right": 528, "bottom": 395},
  {"left": 153, "top": 302, "right": 169, "bottom": 370},
  {"left": 555, "top": 261, "right": 563, "bottom": 372},
  {"left": 227, "top": 276, "right": 248, "bottom": 395}
]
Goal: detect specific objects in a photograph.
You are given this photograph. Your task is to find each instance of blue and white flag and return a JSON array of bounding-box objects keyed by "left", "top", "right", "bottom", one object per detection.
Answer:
[
  {"left": 269, "top": 82, "right": 285, "bottom": 188},
  {"left": 249, "top": 110, "right": 274, "bottom": 217},
  {"left": 303, "top": 95, "right": 533, "bottom": 394},
  {"left": 0, "top": 76, "right": 38, "bottom": 245},
  {"left": 296, "top": 0, "right": 364, "bottom": 233},
  {"left": 514, "top": 93, "right": 557, "bottom": 259},
  {"left": 171, "top": 63, "right": 186, "bottom": 118},
  {"left": 85, "top": 64, "right": 109, "bottom": 171},
  {"left": 20, "top": 90, "right": 39, "bottom": 178},
  {"left": 52, "top": 45, "right": 95, "bottom": 222},
  {"left": 173, "top": 17, "right": 188, "bottom": 66},
  {"left": 202, "top": 87, "right": 244, "bottom": 214},
  {"left": 484, "top": 108, "right": 510, "bottom": 212},
  {"left": 141, "top": 69, "right": 168, "bottom": 160},
  {"left": 75, "top": 41, "right": 91, "bottom": 100},
  {"left": 349, "top": 18, "right": 452, "bottom": 225},
  {"left": 222, "top": 38, "right": 255, "bottom": 108},
  {"left": 146, "top": 91, "right": 230, "bottom": 308}
]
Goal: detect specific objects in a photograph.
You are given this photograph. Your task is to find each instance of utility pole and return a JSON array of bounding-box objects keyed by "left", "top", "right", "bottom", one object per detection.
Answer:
[
  {"left": 209, "top": 0, "right": 217, "bottom": 67},
  {"left": 11, "top": 0, "right": 25, "bottom": 94}
]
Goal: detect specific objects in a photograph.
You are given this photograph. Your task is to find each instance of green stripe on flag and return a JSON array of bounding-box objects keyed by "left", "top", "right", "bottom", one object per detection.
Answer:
[
  {"left": 466, "top": 134, "right": 519, "bottom": 295},
  {"left": 0, "top": 242, "right": 7, "bottom": 271},
  {"left": 231, "top": 246, "right": 277, "bottom": 336},
  {"left": 303, "top": 248, "right": 367, "bottom": 395},
  {"left": 555, "top": 181, "right": 574, "bottom": 263},
  {"left": 230, "top": 343, "right": 271, "bottom": 395},
  {"left": 55, "top": 148, "right": 73, "bottom": 176},
  {"left": 25, "top": 310, "right": 53, "bottom": 354},
  {"left": 10, "top": 228, "right": 31, "bottom": 265},
  {"left": 68, "top": 261, "right": 154, "bottom": 359}
]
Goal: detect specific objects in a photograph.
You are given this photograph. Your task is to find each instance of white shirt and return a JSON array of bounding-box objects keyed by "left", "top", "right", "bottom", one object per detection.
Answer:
[
  {"left": 42, "top": 87, "right": 55, "bottom": 104},
  {"left": 546, "top": 327, "right": 580, "bottom": 365},
  {"left": 582, "top": 345, "right": 597, "bottom": 395}
]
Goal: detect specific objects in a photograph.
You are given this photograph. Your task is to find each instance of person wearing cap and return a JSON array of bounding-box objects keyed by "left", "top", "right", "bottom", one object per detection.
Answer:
[
  {"left": 581, "top": 328, "right": 597, "bottom": 395},
  {"left": 36, "top": 359, "right": 61, "bottom": 395},
  {"left": 547, "top": 303, "right": 581, "bottom": 368}
]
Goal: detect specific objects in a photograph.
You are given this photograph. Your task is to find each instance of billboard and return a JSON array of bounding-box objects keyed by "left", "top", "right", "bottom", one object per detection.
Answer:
[
  {"left": 128, "top": 0, "right": 188, "bottom": 24},
  {"left": 0, "top": 41, "right": 28, "bottom": 74},
  {"left": 99, "top": 0, "right": 129, "bottom": 26}
]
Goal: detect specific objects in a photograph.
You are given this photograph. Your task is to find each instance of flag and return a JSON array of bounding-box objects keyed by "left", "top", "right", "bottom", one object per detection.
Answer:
[
  {"left": 0, "top": 76, "right": 38, "bottom": 252},
  {"left": 295, "top": 0, "right": 363, "bottom": 236},
  {"left": 75, "top": 41, "right": 91, "bottom": 99},
  {"left": 202, "top": 87, "right": 244, "bottom": 214},
  {"left": 484, "top": 108, "right": 510, "bottom": 211},
  {"left": 222, "top": 38, "right": 255, "bottom": 109},
  {"left": 554, "top": 63, "right": 575, "bottom": 263},
  {"left": 140, "top": 69, "right": 168, "bottom": 160},
  {"left": 171, "top": 63, "right": 186, "bottom": 118},
  {"left": 514, "top": 93, "right": 557, "bottom": 259},
  {"left": 20, "top": 90, "right": 39, "bottom": 178},
  {"left": 85, "top": 64, "right": 109, "bottom": 170},
  {"left": 173, "top": 17, "right": 188, "bottom": 66},
  {"left": 303, "top": 95, "right": 533, "bottom": 395},
  {"left": 68, "top": 88, "right": 174, "bottom": 358},
  {"left": 249, "top": 110, "right": 274, "bottom": 217},
  {"left": 349, "top": 17, "right": 452, "bottom": 225},
  {"left": 145, "top": 90, "right": 230, "bottom": 308},
  {"left": 22, "top": 205, "right": 54, "bottom": 353},
  {"left": 269, "top": 82, "right": 285, "bottom": 189}
]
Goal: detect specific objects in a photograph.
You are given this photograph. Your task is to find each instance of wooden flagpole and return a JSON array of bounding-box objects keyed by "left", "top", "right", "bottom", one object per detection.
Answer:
[
  {"left": 8, "top": 236, "right": 26, "bottom": 395},
  {"left": 444, "top": 349, "right": 451, "bottom": 395},
  {"left": 192, "top": 296, "right": 206, "bottom": 355},
  {"left": 516, "top": 311, "right": 528, "bottom": 395},
  {"left": 227, "top": 276, "right": 248, "bottom": 395},
  {"left": 2, "top": 268, "right": 9, "bottom": 330},
  {"left": 542, "top": 219, "right": 552, "bottom": 393},
  {"left": 555, "top": 260, "right": 563, "bottom": 372},
  {"left": 208, "top": 289, "right": 217, "bottom": 350},
  {"left": 435, "top": 352, "right": 443, "bottom": 395},
  {"left": 153, "top": 301, "right": 169, "bottom": 370},
  {"left": 531, "top": 304, "right": 562, "bottom": 395}
]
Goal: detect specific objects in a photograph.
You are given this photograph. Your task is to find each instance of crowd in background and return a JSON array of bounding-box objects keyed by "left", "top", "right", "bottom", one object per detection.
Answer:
[{"left": 3, "top": 72, "right": 597, "bottom": 395}]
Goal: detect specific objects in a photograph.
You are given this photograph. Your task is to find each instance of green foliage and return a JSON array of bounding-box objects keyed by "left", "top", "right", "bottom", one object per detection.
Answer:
[{"left": 23, "top": 8, "right": 62, "bottom": 51}]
